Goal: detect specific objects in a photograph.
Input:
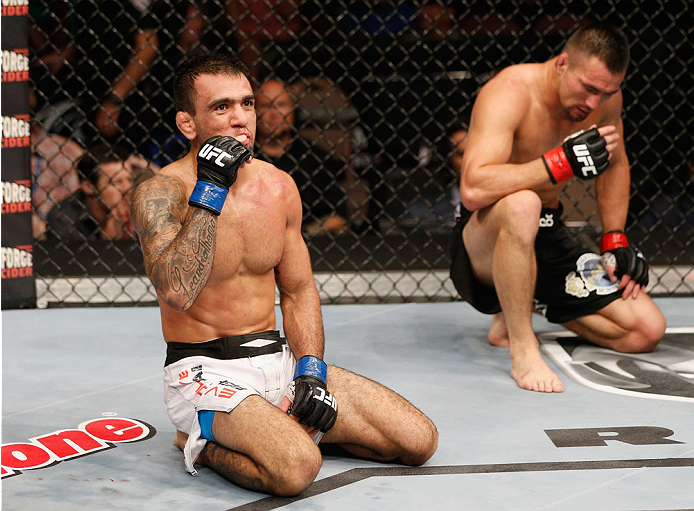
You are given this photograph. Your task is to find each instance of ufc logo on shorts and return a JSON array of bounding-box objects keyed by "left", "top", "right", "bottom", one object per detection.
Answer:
[
  {"left": 199, "top": 143, "right": 231, "bottom": 167},
  {"left": 313, "top": 387, "right": 337, "bottom": 410},
  {"left": 572, "top": 144, "right": 597, "bottom": 177}
]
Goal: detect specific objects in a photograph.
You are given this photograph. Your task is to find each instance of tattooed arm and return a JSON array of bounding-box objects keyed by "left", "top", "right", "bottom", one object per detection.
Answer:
[{"left": 131, "top": 174, "right": 217, "bottom": 310}]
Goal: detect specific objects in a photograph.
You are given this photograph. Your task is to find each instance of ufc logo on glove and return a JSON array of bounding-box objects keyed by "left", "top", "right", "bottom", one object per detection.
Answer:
[
  {"left": 572, "top": 144, "right": 598, "bottom": 177},
  {"left": 198, "top": 143, "right": 233, "bottom": 167},
  {"left": 313, "top": 386, "right": 337, "bottom": 410}
]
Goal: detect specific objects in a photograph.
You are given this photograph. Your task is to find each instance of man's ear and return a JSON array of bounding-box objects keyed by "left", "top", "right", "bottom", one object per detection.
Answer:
[
  {"left": 176, "top": 111, "right": 196, "bottom": 141},
  {"left": 555, "top": 52, "right": 569, "bottom": 74}
]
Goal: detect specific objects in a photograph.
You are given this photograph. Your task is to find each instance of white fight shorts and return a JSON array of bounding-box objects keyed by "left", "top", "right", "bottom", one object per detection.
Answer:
[{"left": 162, "top": 331, "right": 295, "bottom": 475}]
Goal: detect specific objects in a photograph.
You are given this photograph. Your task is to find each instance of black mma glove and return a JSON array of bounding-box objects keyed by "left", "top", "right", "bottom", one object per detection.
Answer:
[
  {"left": 188, "top": 136, "right": 251, "bottom": 215},
  {"left": 542, "top": 128, "right": 610, "bottom": 184},
  {"left": 600, "top": 231, "right": 649, "bottom": 287},
  {"left": 289, "top": 356, "right": 338, "bottom": 433}
]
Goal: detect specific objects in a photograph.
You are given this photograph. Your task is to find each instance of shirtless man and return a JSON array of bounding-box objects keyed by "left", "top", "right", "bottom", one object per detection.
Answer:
[
  {"left": 450, "top": 23, "right": 666, "bottom": 393},
  {"left": 130, "top": 53, "right": 437, "bottom": 496}
]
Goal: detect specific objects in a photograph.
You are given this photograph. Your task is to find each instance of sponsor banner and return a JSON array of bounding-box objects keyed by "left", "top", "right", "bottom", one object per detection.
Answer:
[
  {"left": 1, "top": 179, "right": 31, "bottom": 214},
  {"left": 1, "top": 48, "right": 29, "bottom": 82},
  {"left": 540, "top": 327, "right": 694, "bottom": 402},
  {"left": 1, "top": 244, "right": 32, "bottom": 279},
  {"left": 0, "top": 243, "right": 35, "bottom": 308},
  {"left": 1, "top": 417, "right": 155, "bottom": 478},
  {"left": 1, "top": 114, "right": 30, "bottom": 148},
  {"left": 1, "top": 6, "right": 34, "bottom": 309},
  {"left": 0, "top": 0, "right": 29, "bottom": 17}
]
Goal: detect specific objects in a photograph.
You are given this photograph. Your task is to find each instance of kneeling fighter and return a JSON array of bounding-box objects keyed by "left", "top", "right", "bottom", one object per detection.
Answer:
[
  {"left": 450, "top": 22, "right": 666, "bottom": 393},
  {"left": 131, "top": 52, "right": 438, "bottom": 496}
]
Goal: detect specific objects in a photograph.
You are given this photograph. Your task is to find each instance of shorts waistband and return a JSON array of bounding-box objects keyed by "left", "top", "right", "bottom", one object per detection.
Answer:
[{"left": 165, "top": 330, "right": 285, "bottom": 367}]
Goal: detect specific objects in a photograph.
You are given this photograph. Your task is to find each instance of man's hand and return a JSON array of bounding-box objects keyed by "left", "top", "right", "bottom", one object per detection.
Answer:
[
  {"left": 287, "top": 356, "right": 338, "bottom": 434},
  {"left": 600, "top": 231, "right": 650, "bottom": 299},
  {"left": 542, "top": 126, "right": 618, "bottom": 184},
  {"left": 188, "top": 136, "right": 251, "bottom": 215}
]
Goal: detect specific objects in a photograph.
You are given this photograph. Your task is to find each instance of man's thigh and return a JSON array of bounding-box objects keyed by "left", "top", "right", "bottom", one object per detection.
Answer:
[
  {"left": 564, "top": 291, "right": 664, "bottom": 339},
  {"left": 462, "top": 210, "right": 497, "bottom": 285},
  {"left": 322, "top": 366, "right": 429, "bottom": 448},
  {"left": 212, "top": 394, "right": 317, "bottom": 463}
]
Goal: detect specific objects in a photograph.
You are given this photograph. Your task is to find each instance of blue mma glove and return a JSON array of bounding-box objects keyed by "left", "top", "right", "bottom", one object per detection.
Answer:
[{"left": 289, "top": 356, "right": 338, "bottom": 433}]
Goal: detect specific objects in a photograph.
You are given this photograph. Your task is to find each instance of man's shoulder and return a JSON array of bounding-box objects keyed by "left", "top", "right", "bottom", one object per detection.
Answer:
[
  {"left": 476, "top": 64, "right": 536, "bottom": 119},
  {"left": 485, "top": 63, "right": 540, "bottom": 93},
  {"left": 252, "top": 158, "right": 297, "bottom": 186}
]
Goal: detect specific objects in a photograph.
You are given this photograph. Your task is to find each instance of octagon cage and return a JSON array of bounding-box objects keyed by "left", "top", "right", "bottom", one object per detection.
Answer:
[{"left": 29, "top": 0, "right": 693, "bottom": 306}]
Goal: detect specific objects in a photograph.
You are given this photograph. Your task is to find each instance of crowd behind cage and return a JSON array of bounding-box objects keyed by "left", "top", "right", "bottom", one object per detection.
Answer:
[{"left": 28, "top": 1, "right": 693, "bottom": 277}]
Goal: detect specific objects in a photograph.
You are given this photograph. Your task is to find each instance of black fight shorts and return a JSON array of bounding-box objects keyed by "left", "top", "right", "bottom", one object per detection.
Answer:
[{"left": 450, "top": 204, "right": 622, "bottom": 324}]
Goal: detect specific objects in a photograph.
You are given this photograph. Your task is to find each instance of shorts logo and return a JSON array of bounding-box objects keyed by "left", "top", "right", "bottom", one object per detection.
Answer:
[
  {"left": 572, "top": 144, "right": 597, "bottom": 177},
  {"left": 540, "top": 328, "right": 694, "bottom": 402},
  {"left": 539, "top": 213, "right": 554, "bottom": 228},
  {"left": 198, "top": 143, "right": 231, "bottom": 168},
  {"left": 565, "top": 253, "right": 618, "bottom": 298}
]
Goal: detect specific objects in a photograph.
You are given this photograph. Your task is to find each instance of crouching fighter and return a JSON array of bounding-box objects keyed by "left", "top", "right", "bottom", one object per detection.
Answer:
[
  {"left": 450, "top": 22, "right": 666, "bottom": 393},
  {"left": 131, "top": 52, "right": 438, "bottom": 496}
]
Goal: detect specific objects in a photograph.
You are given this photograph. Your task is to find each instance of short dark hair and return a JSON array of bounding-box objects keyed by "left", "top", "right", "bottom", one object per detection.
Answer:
[
  {"left": 77, "top": 144, "right": 131, "bottom": 185},
  {"left": 564, "top": 22, "right": 630, "bottom": 74},
  {"left": 173, "top": 52, "right": 249, "bottom": 115}
]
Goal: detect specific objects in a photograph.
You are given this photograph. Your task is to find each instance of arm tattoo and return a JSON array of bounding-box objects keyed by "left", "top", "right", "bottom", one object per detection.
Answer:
[
  {"left": 131, "top": 175, "right": 217, "bottom": 309},
  {"left": 164, "top": 209, "right": 216, "bottom": 309}
]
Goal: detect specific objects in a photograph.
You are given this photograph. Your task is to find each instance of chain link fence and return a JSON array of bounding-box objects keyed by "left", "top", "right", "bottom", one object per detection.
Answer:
[{"left": 29, "top": 0, "right": 693, "bottom": 306}]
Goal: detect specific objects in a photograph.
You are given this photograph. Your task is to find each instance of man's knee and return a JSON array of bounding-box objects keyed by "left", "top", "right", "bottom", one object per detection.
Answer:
[
  {"left": 400, "top": 418, "right": 439, "bottom": 466},
  {"left": 495, "top": 191, "right": 542, "bottom": 241},
  {"left": 267, "top": 441, "right": 322, "bottom": 496},
  {"left": 619, "top": 307, "right": 666, "bottom": 353}
]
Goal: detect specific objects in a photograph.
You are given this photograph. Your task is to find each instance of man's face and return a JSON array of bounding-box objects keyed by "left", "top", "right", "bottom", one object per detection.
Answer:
[
  {"left": 256, "top": 80, "right": 295, "bottom": 140},
  {"left": 191, "top": 73, "right": 256, "bottom": 154},
  {"left": 96, "top": 160, "right": 135, "bottom": 212},
  {"left": 559, "top": 53, "right": 625, "bottom": 122}
]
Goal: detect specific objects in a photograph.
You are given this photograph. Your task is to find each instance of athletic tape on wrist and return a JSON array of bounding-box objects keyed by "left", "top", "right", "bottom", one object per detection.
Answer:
[
  {"left": 294, "top": 355, "right": 327, "bottom": 384},
  {"left": 542, "top": 147, "right": 574, "bottom": 184},
  {"left": 188, "top": 181, "right": 228, "bottom": 215},
  {"left": 600, "top": 231, "right": 629, "bottom": 253}
]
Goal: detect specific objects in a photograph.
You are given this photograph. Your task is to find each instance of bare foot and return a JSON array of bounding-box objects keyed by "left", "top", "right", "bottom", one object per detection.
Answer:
[
  {"left": 173, "top": 430, "right": 188, "bottom": 451},
  {"left": 509, "top": 348, "right": 564, "bottom": 393},
  {"left": 488, "top": 312, "right": 510, "bottom": 347}
]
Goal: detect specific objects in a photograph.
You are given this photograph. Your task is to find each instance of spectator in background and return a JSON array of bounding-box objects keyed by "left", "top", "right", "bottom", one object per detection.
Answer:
[
  {"left": 31, "top": 126, "right": 85, "bottom": 239},
  {"left": 417, "top": 2, "right": 457, "bottom": 40},
  {"left": 31, "top": 0, "right": 161, "bottom": 150},
  {"left": 29, "top": 0, "right": 80, "bottom": 112},
  {"left": 45, "top": 144, "right": 159, "bottom": 242},
  {"left": 401, "top": 118, "right": 470, "bottom": 231},
  {"left": 254, "top": 78, "right": 347, "bottom": 236},
  {"left": 448, "top": 118, "right": 470, "bottom": 222},
  {"left": 227, "top": 0, "right": 304, "bottom": 85}
]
